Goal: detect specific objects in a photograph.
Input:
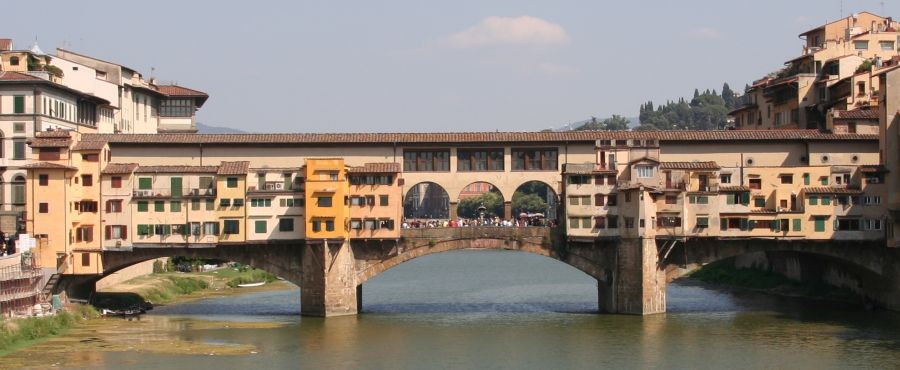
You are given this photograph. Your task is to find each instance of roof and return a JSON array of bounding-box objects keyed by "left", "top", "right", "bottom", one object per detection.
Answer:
[
  {"left": 719, "top": 185, "right": 750, "bottom": 192},
  {"left": 861, "top": 165, "right": 888, "bottom": 173},
  {"left": 0, "top": 72, "right": 110, "bottom": 105},
  {"left": 21, "top": 162, "right": 76, "bottom": 170},
  {"left": 0, "top": 39, "right": 11, "bottom": 51},
  {"left": 833, "top": 109, "right": 878, "bottom": 120},
  {"left": 798, "top": 12, "right": 886, "bottom": 36},
  {"left": 135, "top": 165, "right": 218, "bottom": 174},
  {"left": 628, "top": 156, "right": 660, "bottom": 165},
  {"left": 217, "top": 161, "right": 250, "bottom": 175},
  {"left": 71, "top": 141, "right": 107, "bottom": 151},
  {"left": 659, "top": 161, "right": 720, "bottom": 170},
  {"left": 155, "top": 84, "right": 209, "bottom": 107},
  {"left": 78, "top": 130, "right": 878, "bottom": 146},
  {"left": 347, "top": 162, "right": 401, "bottom": 173},
  {"left": 35, "top": 130, "right": 72, "bottom": 138},
  {"left": 804, "top": 187, "right": 864, "bottom": 195},
  {"left": 101, "top": 163, "right": 139, "bottom": 175},
  {"left": 0, "top": 71, "right": 44, "bottom": 82},
  {"left": 28, "top": 138, "right": 70, "bottom": 148}
]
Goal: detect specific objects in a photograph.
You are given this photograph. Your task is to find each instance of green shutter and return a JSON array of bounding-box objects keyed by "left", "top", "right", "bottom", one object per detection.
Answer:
[
  {"left": 255, "top": 220, "right": 267, "bottom": 233},
  {"left": 810, "top": 196, "right": 818, "bottom": 205},
  {"left": 793, "top": 219, "right": 802, "bottom": 231},
  {"left": 13, "top": 141, "right": 24, "bottom": 160},
  {"left": 154, "top": 201, "right": 165, "bottom": 212},
  {"left": 137, "top": 201, "right": 148, "bottom": 212},
  {"left": 771, "top": 220, "right": 780, "bottom": 231},
  {"left": 13, "top": 96, "right": 24, "bottom": 113},
  {"left": 171, "top": 177, "right": 182, "bottom": 197},
  {"left": 803, "top": 173, "right": 810, "bottom": 185},
  {"left": 820, "top": 177, "right": 828, "bottom": 185},
  {"left": 171, "top": 201, "right": 181, "bottom": 212},
  {"left": 741, "top": 192, "right": 750, "bottom": 205},
  {"left": 720, "top": 218, "right": 728, "bottom": 230},
  {"left": 822, "top": 196, "right": 831, "bottom": 205},
  {"left": 814, "top": 217, "right": 826, "bottom": 232},
  {"left": 139, "top": 178, "right": 152, "bottom": 190}
]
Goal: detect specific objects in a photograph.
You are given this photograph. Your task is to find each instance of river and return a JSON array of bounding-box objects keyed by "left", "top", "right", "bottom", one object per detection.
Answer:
[{"left": 6, "top": 249, "right": 900, "bottom": 369}]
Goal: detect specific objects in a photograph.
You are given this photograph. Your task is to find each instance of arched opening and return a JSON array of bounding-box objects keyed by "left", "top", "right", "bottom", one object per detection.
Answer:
[
  {"left": 9, "top": 56, "right": 19, "bottom": 66},
  {"left": 360, "top": 249, "right": 597, "bottom": 313},
  {"left": 403, "top": 182, "right": 449, "bottom": 219},
  {"left": 11, "top": 174, "right": 25, "bottom": 208},
  {"left": 457, "top": 182, "right": 505, "bottom": 219},
  {"left": 512, "top": 181, "right": 558, "bottom": 223}
]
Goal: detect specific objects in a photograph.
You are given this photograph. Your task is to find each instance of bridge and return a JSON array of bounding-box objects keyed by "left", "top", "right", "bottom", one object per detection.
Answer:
[{"left": 80, "top": 227, "right": 900, "bottom": 316}]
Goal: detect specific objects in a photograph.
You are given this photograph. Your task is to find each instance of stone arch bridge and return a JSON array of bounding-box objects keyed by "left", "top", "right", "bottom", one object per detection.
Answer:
[{"left": 77, "top": 229, "right": 900, "bottom": 316}]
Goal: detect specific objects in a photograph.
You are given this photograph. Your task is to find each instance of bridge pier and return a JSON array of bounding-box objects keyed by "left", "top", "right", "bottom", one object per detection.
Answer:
[
  {"left": 301, "top": 240, "right": 359, "bottom": 317},
  {"left": 598, "top": 238, "right": 666, "bottom": 315}
]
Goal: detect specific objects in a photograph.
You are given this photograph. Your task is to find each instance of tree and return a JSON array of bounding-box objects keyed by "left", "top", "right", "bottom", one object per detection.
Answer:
[
  {"left": 457, "top": 191, "right": 504, "bottom": 218},
  {"left": 511, "top": 192, "right": 547, "bottom": 215},
  {"left": 602, "top": 115, "right": 630, "bottom": 130},
  {"left": 721, "top": 83, "right": 736, "bottom": 109}
]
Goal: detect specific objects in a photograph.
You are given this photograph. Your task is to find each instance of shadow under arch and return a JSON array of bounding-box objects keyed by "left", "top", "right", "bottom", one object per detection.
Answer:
[
  {"left": 511, "top": 180, "right": 559, "bottom": 221},
  {"left": 404, "top": 181, "right": 450, "bottom": 219},
  {"left": 457, "top": 181, "right": 505, "bottom": 218}
]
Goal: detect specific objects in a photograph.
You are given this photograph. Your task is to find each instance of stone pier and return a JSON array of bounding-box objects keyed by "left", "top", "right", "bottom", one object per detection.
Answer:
[
  {"left": 301, "top": 240, "right": 359, "bottom": 317},
  {"left": 598, "top": 237, "right": 666, "bottom": 315}
]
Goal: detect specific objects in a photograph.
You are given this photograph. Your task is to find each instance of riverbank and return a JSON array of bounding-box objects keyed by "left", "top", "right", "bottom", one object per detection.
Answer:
[
  {"left": 94, "top": 268, "right": 290, "bottom": 309},
  {"left": 0, "top": 305, "right": 99, "bottom": 356},
  {"left": 688, "top": 262, "right": 861, "bottom": 305}
]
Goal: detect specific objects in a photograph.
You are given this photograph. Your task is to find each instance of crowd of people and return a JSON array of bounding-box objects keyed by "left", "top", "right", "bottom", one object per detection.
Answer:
[
  {"left": 402, "top": 217, "right": 555, "bottom": 229},
  {"left": 0, "top": 232, "right": 16, "bottom": 256}
]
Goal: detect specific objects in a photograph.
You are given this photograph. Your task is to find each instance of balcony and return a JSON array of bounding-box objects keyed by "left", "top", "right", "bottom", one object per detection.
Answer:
[
  {"left": 133, "top": 187, "right": 216, "bottom": 198},
  {"left": 248, "top": 182, "right": 304, "bottom": 193}
]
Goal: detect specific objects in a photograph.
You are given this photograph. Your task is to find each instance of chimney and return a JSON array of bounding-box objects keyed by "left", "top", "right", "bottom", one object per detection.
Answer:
[{"left": 0, "top": 39, "right": 12, "bottom": 52}]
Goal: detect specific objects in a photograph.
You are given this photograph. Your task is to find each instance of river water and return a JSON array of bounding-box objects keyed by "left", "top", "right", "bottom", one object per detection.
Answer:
[{"left": 8, "top": 249, "right": 900, "bottom": 369}]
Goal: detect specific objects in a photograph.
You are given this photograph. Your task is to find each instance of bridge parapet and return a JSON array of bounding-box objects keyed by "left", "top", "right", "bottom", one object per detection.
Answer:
[{"left": 399, "top": 226, "right": 552, "bottom": 242}]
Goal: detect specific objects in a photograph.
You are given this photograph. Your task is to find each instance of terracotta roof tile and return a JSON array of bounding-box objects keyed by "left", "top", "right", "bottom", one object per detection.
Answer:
[
  {"left": 563, "top": 163, "right": 616, "bottom": 174},
  {"left": 719, "top": 185, "right": 751, "bottom": 192},
  {"left": 0, "top": 71, "right": 44, "bottom": 81},
  {"left": 833, "top": 109, "right": 879, "bottom": 120},
  {"left": 21, "top": 162, "right": 76, "bottom": 170},
  {"left": 28, "top": 138, "right": 71, "bottom": 148},
  {"left": 35, "top": 130, "right": 72, "bottom": 138},
  {"left": 217, "top": 161, "right": 250, "bottom": 175},
  {"left": 0, "top": 39, "right": 11, "bottom": 51},
  {"left": 659, "top": 161, "right": 720, "bottom": 170},
  {"left": 155, "top": 85, "right": 208, "bottom": 97},
  {"left": 71, "top": 141, "right": 107, "bottom": 151},
  {"left": 101, "top": 163, "right": 139, "bottom": 175},
  {"left": 79, "top": 129, "right": 877, "bottom": 146},
  {"left": 135, "top": 165, "right": 218, "bottom": 174},
  {"left": 804, "top": 186, "right": 864, "bottom": 195},
  {"left": 347, "top": 162, "right": 401, "bottom": 173}
]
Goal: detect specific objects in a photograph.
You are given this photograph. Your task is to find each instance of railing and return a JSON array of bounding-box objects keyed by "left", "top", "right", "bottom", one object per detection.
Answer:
[
  {"left": 133, "top": 188, "right": 216, "bottom": 198},
  {"left": 247, "top": 184, "right": 304, "bottom": 193}
]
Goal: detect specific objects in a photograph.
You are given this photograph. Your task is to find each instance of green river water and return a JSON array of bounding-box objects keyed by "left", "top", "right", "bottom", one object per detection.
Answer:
[{"left": 5, "top": 249, "right": 900, "bottom": 369}]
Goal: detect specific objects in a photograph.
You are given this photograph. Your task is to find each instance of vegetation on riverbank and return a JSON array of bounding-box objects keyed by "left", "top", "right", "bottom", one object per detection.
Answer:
[
  {"left": 689, "top": 261, "right": 860, "bottom": 303},
  {"left": 0, "top": 305, "right": 99, "bottom": 354}
]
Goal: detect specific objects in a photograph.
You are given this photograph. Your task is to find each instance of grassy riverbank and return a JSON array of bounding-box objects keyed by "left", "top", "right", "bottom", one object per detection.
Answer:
[
  {"left": 689, "top": 262, "right": 860, "bottom": 303},
  {"left": 95, "top": 268, "right": 289, "bottom": 309},
  {"left": 0, "top": 305, "right": 99, "bottom": 355}
]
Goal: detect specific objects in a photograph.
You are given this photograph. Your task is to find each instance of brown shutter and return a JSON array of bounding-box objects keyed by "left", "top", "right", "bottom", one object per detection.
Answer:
[
  {"left": 595, "top": 176, "right": 603, "bottom": 185},
  {"left": 105, "top": 225, "right": 112, "bottom": 240},
  {"left": 122, "top": 226, "right": 128, "bottom": 240},
  {"left": 595, "top": 194, "right": 604, "bottom": 206}
]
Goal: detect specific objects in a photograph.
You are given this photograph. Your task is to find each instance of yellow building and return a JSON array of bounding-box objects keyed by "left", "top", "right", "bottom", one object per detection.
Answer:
[
  {"left": 216, "top": 162, "right": 250, "bottom": 243},
  {"left": 304, "top": 159, "right": 349, "bottom": 241}
]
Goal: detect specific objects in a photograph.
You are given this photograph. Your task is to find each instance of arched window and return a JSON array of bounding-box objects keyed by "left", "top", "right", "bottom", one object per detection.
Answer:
[
  {"left": 9, "top": 56, "right": 19, "bottom": 66},
  {"left": 11, "top": 175, "right": 25, "bottom": 205}
]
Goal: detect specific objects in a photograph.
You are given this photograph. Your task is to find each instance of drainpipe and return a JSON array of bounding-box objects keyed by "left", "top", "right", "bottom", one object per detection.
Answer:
[{"left": 199, "top": 143, "right": 203, "bottom": 166}]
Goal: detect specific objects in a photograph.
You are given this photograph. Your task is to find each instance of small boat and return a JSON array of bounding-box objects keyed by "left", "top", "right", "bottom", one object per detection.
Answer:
[
  {"left": 237, "top": 281, "right": 265, "bottom": 288},
  {"left": 101, "top": 307, "right": 146, "bottom": 317}
]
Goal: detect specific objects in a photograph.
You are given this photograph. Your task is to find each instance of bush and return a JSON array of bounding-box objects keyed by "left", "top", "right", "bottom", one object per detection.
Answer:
[
  {"left": 152, "top": 260, "right": 165, "bottom": 273},
  {"left": 0, "top": 305, "right": 97, "bottom": 352}
]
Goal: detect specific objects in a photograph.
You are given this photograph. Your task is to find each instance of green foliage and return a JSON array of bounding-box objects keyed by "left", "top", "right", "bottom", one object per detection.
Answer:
[
  {"left": 573, "top": 115, "right": 630, "bottom": 131},
  {"left": 0, "top": 305, "right": 98, "bottom": 353},
  {"left": 457, "top": 191, "right": 504, "bottom": 218},
  {"left": 511, "top": 192, "right": 547, "bottom": 215},
  {"left": 856, "top": 60, "right": 873, "bottom": 74},
  {"left": 638, "top": 84, "right": 733, "bottom": 130},
  {"left": 143, "top": 276, "right": 209, "bottom": 303},
  {"left": 152, "top": 260, "right": 166, "bottom": 273}
]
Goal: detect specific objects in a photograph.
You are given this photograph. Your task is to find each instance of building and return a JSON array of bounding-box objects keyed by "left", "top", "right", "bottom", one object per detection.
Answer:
[{"left": 730, "top": 12, "right": 900, "bottom": 131}]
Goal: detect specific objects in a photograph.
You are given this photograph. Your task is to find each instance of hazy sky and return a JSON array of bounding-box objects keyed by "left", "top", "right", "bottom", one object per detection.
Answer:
[{"left": 5, "top": 0, "right": 899, "bottom": 132}]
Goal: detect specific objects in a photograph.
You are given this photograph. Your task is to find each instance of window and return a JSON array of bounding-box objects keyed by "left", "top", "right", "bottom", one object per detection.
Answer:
[
  {"left": 720, "top": 174, "right": 731, "bottom": 184},
  {"left": 607, "top": 194, "right": 617, "bottom": 206},
  {"left": 75, "top": 226, "right": 94, "bottom": 242},
  {"left": 13, "top": 96, "right": 24, "bottom": 114},
  {"left": 203, "top": 222, "right": 218, "bottom": 235},
  {"left": 636, "top": 166, "right": 654, "bottom": 178},
  {"left": 836, "top": 218, "right": 861, "bottom": 231},
  {"left": 457, "top": 149, "right": 504, "bottom": 171},
  {"left": 233, "top": 198, "right": 244, "bottom": 207},
  {"left": 569, "top": 175, "right": 591, "bottom": 185},
  {"left": 696, "top": 217, "right": 709, "bottom": 229},
  {"left": 779, "top": 174, "right": 792, "bottom": 184},
  {"left": 726, "top": 194, "right": 736, "bottom": 205},
  {"left": 250, "top": 198, "right": 272, "bottom": 207},
  {"left": 192, "top": 199, "right": 201, "bottom": 210},
  {"left": 13, "top": 122, "right": 25, "bottom": 133},
  {"left": 665, "top": 195, "right": 677, "bottom": 205},
  {"left": 39, "top": 148, "right": 60, "bottom": 161},
  {"left": 820, "top": 176, "right": 828, "bottom": 185},
  {"left": 111, "top": 176, "right": 122, "bottom": 188},
  {"left": 223, "top": 220, "right": 240, "bottom": 235},
  {"left": 511, "top": 148, "right": 558, "bottom": 171},
  {"left": 814, "top": 216, "right": 827, "bottom": 232},
  {"left": 809, "top": 196, "right": 819, "bottom": 205},
  {"left": 82, "top": 154, "right": 99, "bottom": 162},
  {"left": 220, "top": 198, "right": 232, "bottom": 207},
  {"left": 279, "top": 218, "right": 294, "bottom": 232},
  {"left": 689, "top": 195, "right": 709, "bottom": 204},
  {"left": 863, "top": 196, "right": 882, "bottom": 205},
  {"left": 403, "top": 150, "right": 450, "bottom": 172},
  {"left": 206, "top": 199, "right": 215, "bottom": 210},
  {"left": 226, "top": 177, "right": 238, "bottom": 188},
  {"left": 793, "top": 219, "right": 802, "bottom": 231},
  {"left": 754, "top": 197, "right": 765, "bottom": 207},
  {"left": 594, "top": 216, "right": 606, "bottom": 229},
  {"left": 160, "top": 99, "right": 195, "bottom": 117},
  {"left": 9, "top": 56, "right": 19, "bottom": 66},
  {"left": 139, "top": 177, "right": 152, "bottom": 190},
  {"left": 608, "top": 216, "right": 618, "bottom": 228},
  {"left": 318, "top": 196, "right": 332, "bottom": 207},
  {"left": 81, "top": 253, "right": 91, "bottom": 267},
  {"left": 365, "top": 219, "right": 377, "bottom": 230},
  {"left": 854, "top": 40, "right": 868, "bottom": 50},
  {"left": 39, "top": 203, "right": 48, "bottom": 213},
  {"left": 105, "top": 225, "right": 127, "bottom": 240},
  {"left": 39, "top": 174, "right": 49, "bottom": 186},
  {"left": 748, "top": 178, "right": 761, "bottom": 189},
  {"left": 137, "top": 201, "right": 148, "bottom": 212},
  {"left": 625, "top": 217, "right": 635, "bottom": 228},
  {"left": 81, "top": 175, "right": 93, "bottom": 187},
  {"left": 880, "top": 41, "right": 895, "bottom": 51},
  {"left": 594, "top": 175, "right": 604, "bottom": 185},
  {"left": 171, "top": 201, "right": 181, "bottom": 212},
  {"left": 106, "top": 200, "right": 123, "bottom": 213},
  {"left": 821, "top": 196, "right": 831, "bottom": 205},
  {"left": 803, "top": 173, "right": 810, "bottom": 185},
  {"left": 255, "top": 220, "right": 267, "bottom": 234},
  {"left": 154, "top": 201, "right": 165, "bottom": 212},
  {"left": 12, "top": 140, "right": 25, "bottom": 160},
  {"left": 325, "top": 220, "right": 335, "bottom": 231},
  {"left": 312, "top": 220, "right": 321, "bottom": 232},
  {"left": 379, "top": 195, "right": 389, "bottom": 206}
]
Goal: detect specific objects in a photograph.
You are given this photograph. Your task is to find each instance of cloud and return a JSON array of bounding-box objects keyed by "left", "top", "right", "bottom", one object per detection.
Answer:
[
  {"left": 686, "top": 27, "right": 724, "bottom": 40},
  {"left": 448, "top": 16, "right": 570, "bottom": 48}
]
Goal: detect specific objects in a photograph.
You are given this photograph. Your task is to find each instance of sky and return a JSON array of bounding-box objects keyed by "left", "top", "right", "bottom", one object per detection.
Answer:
[{"left": 5, "top": 0, "right": 900, "bottom": 133}]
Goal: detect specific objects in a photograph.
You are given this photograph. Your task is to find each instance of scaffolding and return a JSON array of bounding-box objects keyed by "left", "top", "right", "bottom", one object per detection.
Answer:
[{"left": 0, "top": 253, "right": 45, "bottom": 316}]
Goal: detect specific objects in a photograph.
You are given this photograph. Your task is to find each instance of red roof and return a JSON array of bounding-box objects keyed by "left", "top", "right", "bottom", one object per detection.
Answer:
[
  {"left": 28, "top": 138, "right": 71, "bottom": 148},
  {"left": 21, "top": 162, "right": 76, "bottom": 170},
  {"left": 71, "top": 141, "right": 107, "bottom": 151},
  {"left": 135, "top": 165, "right": 218, "bottom": 174},
  {"left": 804, "top": 187, "right": 864, "bottom": 195},
  {"left": 36, "top": 130, "right": 73, "bottom": 138},
  {"left": 347, "top": 162, "right": 401, "bottom": 173},
  {"left": 659, "top": 161, "right": 720, "bottom": 170},
  {"left": 102, "top": 163, "right": 139, "bottom": 175},
  {"left": 0, "top": 39, "right": 11, "bottom": 51},
  {"left": 833, "top": 109, "right": 879, "bottom": 120},
  {"left": 719, "top": 185, "right": 750, "bottom": 192},
  {"left": 217, "top": 161, "right": 250, "bottom": 175},
  {"left": 0, "top": 71, "right": 44, "bottom": 81},
  {"left": 155, "top": 84, "right": 209, "bottom": 107}
]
